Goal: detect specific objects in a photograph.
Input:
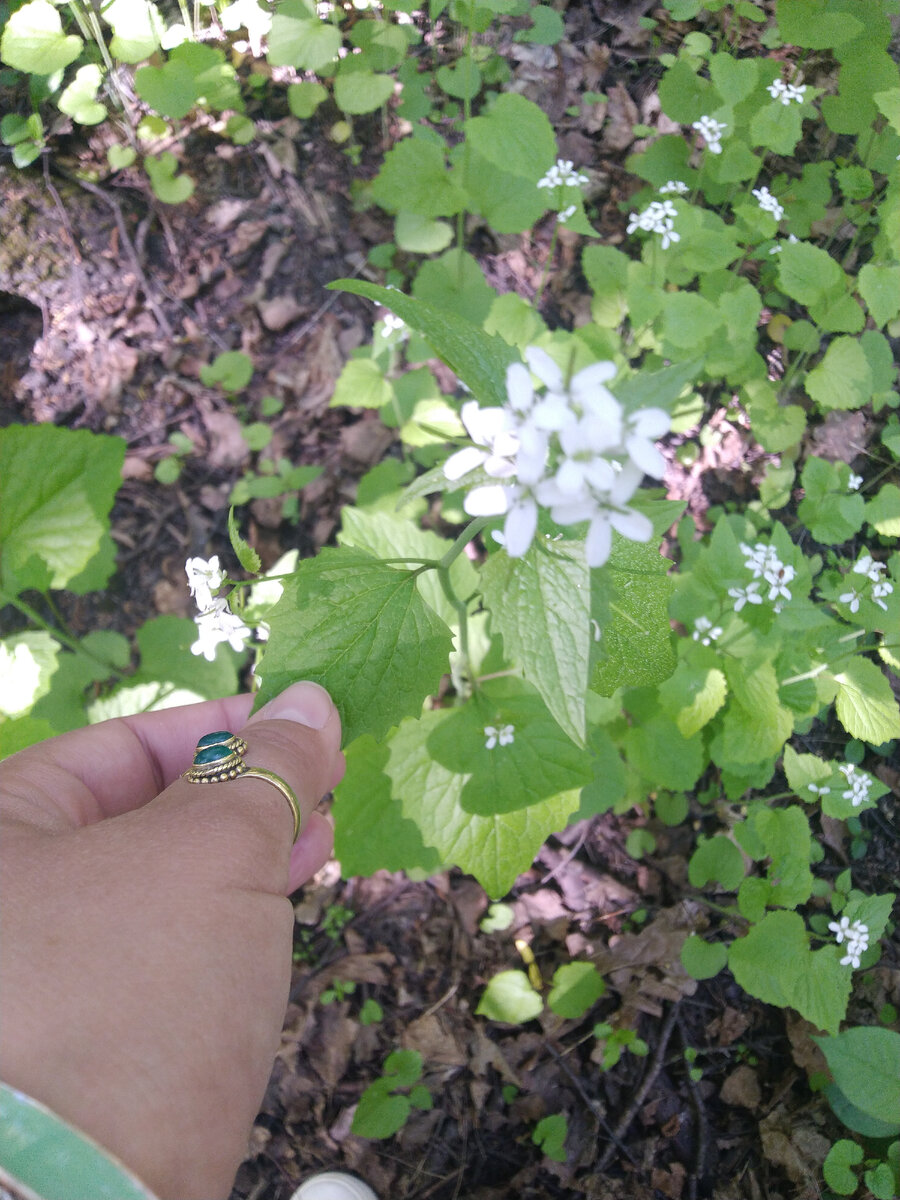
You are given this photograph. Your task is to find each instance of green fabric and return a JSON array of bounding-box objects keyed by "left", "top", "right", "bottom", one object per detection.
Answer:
[{"left": 0, "top": 1081, "right": 158, "bottom": 1200}]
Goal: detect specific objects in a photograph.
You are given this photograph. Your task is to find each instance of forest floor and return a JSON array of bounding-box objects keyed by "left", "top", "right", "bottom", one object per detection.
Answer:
[{"left": 2, "top": 3, "right": 898, "bottom": 1198}]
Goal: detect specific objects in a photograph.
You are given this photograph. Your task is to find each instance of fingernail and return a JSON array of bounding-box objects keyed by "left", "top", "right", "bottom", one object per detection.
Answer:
[{"left": 251, "top": 681, "right": 334, "bottom": 730}]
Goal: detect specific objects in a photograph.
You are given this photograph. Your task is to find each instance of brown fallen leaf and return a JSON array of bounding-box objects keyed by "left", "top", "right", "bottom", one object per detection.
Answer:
[
  {"left": 258, "top": 294, "right": 305, "bottom": 332},
  {"left": 720, "top": 1064, "right": 762, "bottom": 1110},
  {"left": 601, "top": 83, "right": 639, "bottom": 152}
]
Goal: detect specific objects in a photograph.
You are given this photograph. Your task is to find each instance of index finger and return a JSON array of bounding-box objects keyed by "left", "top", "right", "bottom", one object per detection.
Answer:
[{"left": 0, "top": 694, "right": 255, "bottom": 830}]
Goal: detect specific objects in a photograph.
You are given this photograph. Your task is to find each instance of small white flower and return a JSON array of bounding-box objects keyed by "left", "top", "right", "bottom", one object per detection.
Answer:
[
  {"left": 807, "top": 783, "right": 831, "bottom": 795},
  {"left": 764, "top": 562, "right": 794, "bottom": 602},
  {"left": 537, "top": 158, "right": 589, "bottom": 190},
  {"left": 847, "top": 472, "right": 863, "bottom": 491},
  {"left": 625, "top": 200, "right": 680, "bottom": 249},
  {"left": 659, "top": 180, "right": 689, "bottom": 195},
  {"left": 381, "top": 312, "right": 406, "bottom": 338},
  {"left": 558, "top": 204, "right": 577, "bottom": 223},
  {"left": 444, "top": 401, "right": 519, "bottom": 483},
  {"left": 484, "top": 723, "right": 515, "bottom": 749},
  {"left": 767, "top": 79, "right": 806, "bottom": 106},
  {"left": 692, "top": 616, "right": 723, "bottom": 645},
  {"left": 840, "top": 948, "right": 863, "bottom": 969},
  {"left": 186, "top": 555, "right": 225, "bottom": 613},
  {"left": 854, "top": 555, "right": 887, "bottom": 583},
  {"left": 752, "top": 186, "right": 785, "bottom": 221},
  {"left": 872, "top": 580, "right": 893, "bottom": 611},
  {"left": 839, "top": 590, "right": 861, "bottom": 614},
  {"left": 786, "top": 83, "right": 807, "bottom": 103},
  {"left": 829, "top": 915, "right": 853, "bottom": 944},
  {"left": 841, "top": 767, "right": 872, "bottom": 808},
  {"left": 191, "top": 598, "right": 251, "bottom": 661},
  {"left": 728, "top": 582, "right": 763, "bottom": 612},
  {"left": 692, "top": 115, "right": 727, "bottom": 153}
]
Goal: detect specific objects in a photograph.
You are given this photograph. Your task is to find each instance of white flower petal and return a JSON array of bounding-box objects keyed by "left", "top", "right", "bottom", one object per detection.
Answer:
[
  {"left": 609, "top": 507, "right": 653, "bottom": 543},
  {"left": 464, "top": 484, "right": 510, "bottom": 516},
  {"left": 524, "top": 346, "right": 564, "bottom": 393},
  {"left": 585, "top": 514, "right": 612, "bottom": 566},
  {"left": 444, "top": 445, "right": 487, "bottom": 481},
  {"left": 625, "top": 434, "right": 666, "bottom": 479},
  {"left": 503, "top": 497, "right": 538, "bottom": 557},
  {"left": 505, "top": 362, "right": 534, "bottom": 412}
]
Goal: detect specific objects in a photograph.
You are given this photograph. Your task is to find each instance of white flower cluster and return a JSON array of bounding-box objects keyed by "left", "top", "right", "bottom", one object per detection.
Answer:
[
  {"left": 659, "top": 180, "right": 689, "bottom": 195},
  {"left": 381, "top": 312, "right": 407, "bottom": 339},
  {"left": 752, "top": 186, "right": 785, "bottom": 221},
  {"left": 828, "top": 915, "right": 870, "bottom": 969},
  {"left": 185, "top": 555, "right": 252, "bottom": 662},
  {"left": 838, "top": 763, "right": 873, "bottom": 808},
  {"left": 728, "top": 542, "right": 795, "bottom": 613},
  {"left": 484, "top": 724, "right": 515, "bottom": 749},
  {"left": 537, "top": 159, "right": 589, "bottom": 190},
  {"left": 839, "top": 555, "right": 893, "bottom": 613},
  {"left": 443, "top": 347, "right": 669, "bottom": 568},
  {"left": 692, "top": 616, "right": 722, "bottom": 646},
  {"left": 626, "top": 199, "right": 680, "bottom": 249},
  {"left": 767, "top": 79, "right": 807, "bottom": 105},
  {"left": 847, "top": 472, "right": 863, "bottom": 492},
  {"left": 692, "top": 115, "right": 727, "bottom": 154}
]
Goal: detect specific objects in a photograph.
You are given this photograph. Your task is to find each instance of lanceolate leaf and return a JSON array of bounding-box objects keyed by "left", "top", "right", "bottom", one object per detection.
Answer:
[
  {"left": 480, "top": 539, "right": 590, "bottom": 747},
  {"left": 328, "top": 281, "right": 516, "bottom": 409},
  {"left": 253, "top": 547, "right": 454, "bottom": 743}
]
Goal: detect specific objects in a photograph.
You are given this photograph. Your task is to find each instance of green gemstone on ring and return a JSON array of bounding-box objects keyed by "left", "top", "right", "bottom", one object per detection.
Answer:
[
  {"left": 196, "top": 730, "right": 234, "bottom": 749},
  {"left": 193, "top": 745, "right": 234, "bottom": 766}
]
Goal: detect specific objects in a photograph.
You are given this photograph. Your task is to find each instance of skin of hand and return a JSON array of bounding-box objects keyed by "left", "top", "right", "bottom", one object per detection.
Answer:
[{"left": 0, "top": 681, "right": 344, "bottom": 1200}]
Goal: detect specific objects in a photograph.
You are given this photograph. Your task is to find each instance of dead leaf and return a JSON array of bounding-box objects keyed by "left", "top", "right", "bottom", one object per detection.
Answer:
[
  {"left": 202, "top": 409, "right": 249, "bottom": 469},
  {"left": 601, "top": 83, "right": 639, "bottom": 151},
  {"left": 651, "top": 1162, "right": 686, "bottom": 1200},
  {"left": 403, "top": 1013, "right": 468, "bottom": 1068},
  {"left": 806, "top": 410, "right": 868, "bottom": 464},
  {"left": 707, "top": 1006, "right": 751, "bottom": 1047},
  {"left": 720, "top": 1065, "right": 762, "bottom": 1110},
  {"left": 258, "top": 295, "right": 304, "bottom": 332},
  {"left": 784, "top": 1013, "right": 828, "bottom": 1076},
  {"left": 340, "top": 417, "right": 395, "bottom": 464}
]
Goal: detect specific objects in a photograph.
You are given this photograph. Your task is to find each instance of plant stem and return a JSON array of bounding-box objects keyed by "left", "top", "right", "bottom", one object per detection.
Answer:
[
  {"left": 2, "top": 593, "right": 125, "bottom": 678},
  {"left": 439, "top": 515, "right": 490, "bottom": 570},
  {"left": 535, "top": 216, "right": 559, "bottom": 308}
]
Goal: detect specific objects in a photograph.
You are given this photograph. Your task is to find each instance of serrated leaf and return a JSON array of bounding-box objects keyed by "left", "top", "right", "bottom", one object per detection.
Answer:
[
  {"left": 0, "top": 425, "right": 124, "bottom": 594},
  {"left": 463, "top": 93, "right": 555, "bottom": 179},
  {"left": 329, "top": 280, "right": 515, "bottom": 409},
  {"left": 254, "top": 547, "right": 454, "bottom": 743},
  {"left": 480, "top": 540, "right": 589, "bottom": 747},
  {"left": 814, "top": 1027, "right": 900, "bottom": 1129},
  {"left": 0, "top": 0, "right": 82, "bottom": 74},
  {"left": 681, "top": 935, "right": 728, "bottom": 980},
  {"left": 227, "top": 506, "right": 262, "bottom": 574},
  {"left": 806, "top": 337, "right": 873, "bottom": 411},
  {"left": 333, "top": 735, "right": 443, "bottom": 876},
  {"left": 777, "top": 240, "right": 844, "bottom": 305},
  {"left": 334, "top": 64, "right": 395, "bottom": 114},
  {"left": 833, "top": 656, "right": 900, "bottom": 744},
  {"left": 476, "top": 970, "right": 543, "bottom": 1023},
  {"left": 338, "top": 508, "right": 476, "bottom": 630},
  {"left": 386, "top": 697, "right": 583, "bottom": 897},
  {"left": 547, "top": 962, "right": 605, "bottom": 1019},
  {"left": 658, "top": 661, "right": 727, "bottom": 738},
  {"left": 866, "top": 484, "right": 900, "bottom": 536},
  {"left": 858, "top": 263, "right": 900, "bottom": 327},
  {"left": 591, "top": 536, "right": 676, "bottom": 697},
  {"left": 369, "top": 135, "right": 468, "bottom": 217},
  {"left": 132, "top": 615, "right": 241, "bottom": 697},
  {"left": 688, "top": 835, "right": 746, "bottom": 891}
]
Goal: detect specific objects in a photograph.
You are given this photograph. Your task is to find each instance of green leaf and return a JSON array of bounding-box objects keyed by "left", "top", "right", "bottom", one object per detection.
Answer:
[
  {"left": 107, "top": 144, "right": 137, "bottom": 170},
  {"left": 591, "top": 537, "right": 676, "bottom": 697},
  {"left": 681, "top": 935, "right": 728, "bottom": 980},
  {"left": 476, "top": 970, "right": 542, "bottom": 1023},
  {"left": 777, "top": 240, "right": 843, "bottom": 306},
  {"left": 659, "top": 662, "right": 727, "bottom": 738},
  {"left": 814, "top": 1028, "right": 900, "bottom": 1129},
  {"left": 0, "top": 425, "right": 124, "bottom": 594},
  {"left": 782, "top": 744, "right": 831, "bottom": 799},
  {"left": 833, "top": 656, "right": 900, "bottom": 744},
  {"left": 749, "top": 100, "right": 804, "bottom": 155},
  {"left": 661, "top": 292, "right": 725, "bottom": 352},
  {"left": 728, "top": 910, "right": 849, "bottom": 1034},
  {"left": 329, "top": 281, "right": 516, "bottom": 409},
  {"left": 334, "top": 63, "right": 395, "bottom": 114},
  {"left": 547, "top": 962, "right": 606, "bottom": 1019},
  {"left": 254, "top": 547, "right": 454, "bottom": 744},
  {"left": 866, "top": 484, "right": 900, "bottom": 537},
  {"left": 775, "top": 0, "right": 862, "bottom": 48},
  {"left": 463, "top": 93, "right": 556, "bottom": 181},
  {"left": 267, "top": 6, "right": 340, "bottom": 70},
  {"left": 370, "top": 135, "right": 467, "bottom": 217},
  {"left": 386, "top": 697, "right": 584, "bottom": 897},
  {"left": 823, "top": 1140, "right": 863, "bottom": 1196},
  {"left": 134, "top": 59, "right": 199, "bottom": 119},
  {"left": 532, "top": 1113, "right": 568, "bottom": 1163},
  {"left": 132, "top": 615, "right": 241, "bottom": 698},
  {"left": 436, "top": 57, "right": 482, "bottom": 99},
  {"left": 199, "top": 350, "right": 253, "bottom": 392},
  {"left": 332, "top": 734, "right": 444, "bottom": 877},
  {"left": 623, "top": 713, "right": 705, "bottom": 792},
  {"left": 351, "top": 1086, "right": 410, "bottom": 1138},
  {"left": 798, "top": 457, "right": 865, "bottom": 543},
  {"left": 227, "top": 507, "right": 262, "bottom": 574},
  {"left": 338, "top": 507, "right": 478, "bottom": 630},
  {"left": 103, "top": 0, "right": 164, "bottom": 62},
  {"left": 461, "top": 149, "right": 548, "bottom": 235},
  {"left": 0, "top": 632, "right": 59, "bottom": 717},
  {"left": 145, "top": 152, "right": 195, "bottom": 204},
  {"left": 330, "top": 357, "right": 395, "bottom": 409},
  {"left": 58, "top": 64, "right": 107, "bottom": 125},
  {"left": 0, "top": 0, "right": 82, "bottom": 74},
  {"left": 806, "top": 337, "right": 872, "bottom": 411},
  {"left": 742, "top": 379, "right": 805, "bottom": 452},
  {"left": 480, "top": 540, "right": 589, "bottom": 748},
  {"left": 718, "top": 657, "right": 794, "bottom": 766},
  {"left": 395, "top": 212, "right": 454, "bottom": 254},
  {"left": 688, "top": 835, "right": 745, "bottom": 891},
  {"left": 288, "top": 80, "right": 328, "bottom": 118},
  {"left": 480, "top": 902, "right": 514, "bottom": 932},
  {"left": 825, "top": 1087, "right": 900, "bottom": 1139},
  {"left": 0, "top": 716, "right": 56, "bottom": 759},
  {"left": 657, "top": 57, "right": 712, "bottom": 123},
  {"left": 412, "top": 249, "right": 495, "bottom": 324}
]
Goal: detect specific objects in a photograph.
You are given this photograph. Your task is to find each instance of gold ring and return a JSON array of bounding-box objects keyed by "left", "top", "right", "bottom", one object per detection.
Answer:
[{"left": 183, "top": 730, "right": 303, "bottom": 842}]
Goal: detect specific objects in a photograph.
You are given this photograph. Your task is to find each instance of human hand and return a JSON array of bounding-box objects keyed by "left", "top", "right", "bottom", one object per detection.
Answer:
[{"left": 0, "top": 682, "right": 344, "bottom": 1200}]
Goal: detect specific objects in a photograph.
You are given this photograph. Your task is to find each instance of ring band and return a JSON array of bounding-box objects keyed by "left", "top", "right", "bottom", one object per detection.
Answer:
[{"left": 183, "top": 730, "right": 303, "bottom": 842}]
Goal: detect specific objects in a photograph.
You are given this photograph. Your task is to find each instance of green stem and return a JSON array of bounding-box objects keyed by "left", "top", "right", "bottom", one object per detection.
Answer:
[
  {"left": 439, "top": 515, "right": 490, "bottom": 570},
  {"left": 2, "top": 593, "right": 125, "bottom": 678},
  {"left": 535, "top": 216, "right": 560, "bottom": 308}
]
